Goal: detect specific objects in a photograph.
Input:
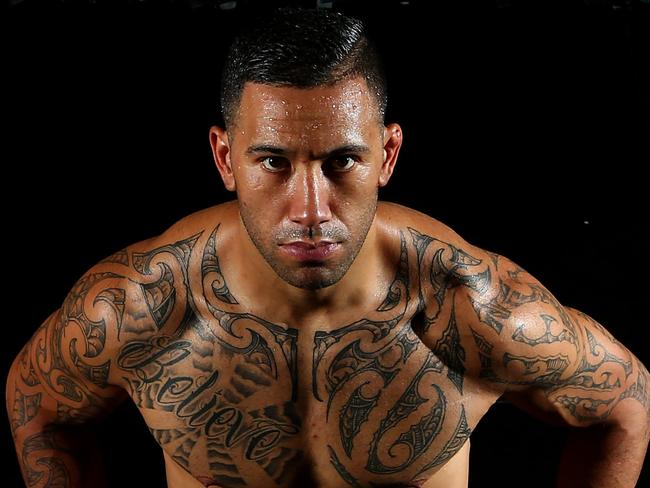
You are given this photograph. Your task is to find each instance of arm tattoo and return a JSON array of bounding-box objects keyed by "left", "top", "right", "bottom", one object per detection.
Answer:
[
  {"left": 10, "top": 388, "right": 42, "bottom": 434},
  {"left": 619, "top": 357, "right": 650, "bottom": 412},
  {"left": 462, "top": 252, "right": 647, "bottom": 424},
  {"left": 21, "top": 428, "right": 73, "bottom": 487},
  {"left": 9, "top": 258, "right": 129, "bottom": 486}
]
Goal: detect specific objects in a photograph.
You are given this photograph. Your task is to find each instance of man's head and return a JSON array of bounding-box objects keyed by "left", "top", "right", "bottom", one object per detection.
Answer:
[{"left": 210, "top": 8, "right": 403, "bottom": 292}]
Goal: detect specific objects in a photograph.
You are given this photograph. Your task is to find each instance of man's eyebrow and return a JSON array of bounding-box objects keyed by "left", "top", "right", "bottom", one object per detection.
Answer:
[
  {"left": 244, "top": 144, "right": 372, "bottom": 158},
  {"left": 245, "top": 144, "right": 287, "bottom": 155},
  {"left": 321, "top": 144, "right": 372, "bottom": 158}
]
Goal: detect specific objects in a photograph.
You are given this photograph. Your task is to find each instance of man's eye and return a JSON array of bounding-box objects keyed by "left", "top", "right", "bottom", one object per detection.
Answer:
[
  {"left": 329, "top": 156, "right": 357, "bottom": 171},
  {"left": 260, "top": 157, "right": 287, "bottom": 171}
]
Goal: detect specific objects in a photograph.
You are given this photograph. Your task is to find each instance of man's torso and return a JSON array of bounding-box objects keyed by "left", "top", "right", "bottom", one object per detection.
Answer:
[{"left": 110, "top": 200, "right": 500, "bottom": 488}]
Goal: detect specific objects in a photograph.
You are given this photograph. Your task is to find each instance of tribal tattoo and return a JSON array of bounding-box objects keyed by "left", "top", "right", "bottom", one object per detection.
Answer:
[
  {"left": 116, "top": 224, "right": 303, "bottom": 487},
  {"left": 8, "top": 217, "right": 648, "bottom": 488},
  {"left": 315, "top": 230, "right": 474, "bottom": 485},
  {"left": 463, "top": 253, "right": 650, "bottom": 425},
  {"left": 8, "top": 259, "right": 129, "bottom": 485}
]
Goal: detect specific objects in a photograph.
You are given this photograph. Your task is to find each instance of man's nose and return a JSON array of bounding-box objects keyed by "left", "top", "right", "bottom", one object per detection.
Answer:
[{"left": 288, "top": 166, "right": 332, "bottom": 229}]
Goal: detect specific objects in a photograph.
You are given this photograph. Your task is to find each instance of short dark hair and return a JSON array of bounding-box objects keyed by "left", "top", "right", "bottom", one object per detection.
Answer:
[{"left": 220, "top": 8, "right": 387, "bottom": 130}]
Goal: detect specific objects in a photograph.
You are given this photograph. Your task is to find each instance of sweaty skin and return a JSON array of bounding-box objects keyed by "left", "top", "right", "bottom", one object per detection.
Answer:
[{"left": 6, "top": 79, "right": 650, "bottom": 488}]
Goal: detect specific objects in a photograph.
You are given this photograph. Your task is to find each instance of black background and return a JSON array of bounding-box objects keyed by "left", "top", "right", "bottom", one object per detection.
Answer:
[{"left": 3, "top": 0, "right": 649, "bottom": 486}]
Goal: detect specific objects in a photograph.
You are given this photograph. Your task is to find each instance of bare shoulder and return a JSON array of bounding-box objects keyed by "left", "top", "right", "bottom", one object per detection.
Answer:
[
  {"left": 97, "top": 199, "right": 238, "bottom": 334},
  {"left": 152, "top": 199, "right": 238, "bottom": 246},
  {"left": 377, "top": 200, "right": 470, "bottom": 248},
  {"left": 384, "top": 202, "right": 648, "bottom": 430},
  {"left": 38, "top": 201, "right": 237, "bottom": 389},
  {"left": 384, "top": 201, "right": 650, "bottom": 429},
  {"left": 109, "top": 199, "right": 238, "bottom": 292},
  {"left": 377, "top": 200, "right": 493, "bottom": 298}
]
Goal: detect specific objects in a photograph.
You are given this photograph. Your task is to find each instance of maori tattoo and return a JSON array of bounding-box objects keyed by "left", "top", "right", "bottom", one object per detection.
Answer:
[
  {"left": 312, "top": 232, "right": 411, "bottom": 405},
  {"left": 7, "top": 253, "right": 128, "bottom": 485},
  {"left": 329, "top": 445, "right": 364, "bottom": 488},
  {"left": 619, "top": 357, "right": 650, "bottom": 412},
  {"left": 131, "top": 233, "right": 200, "bottom": 334},
  {"left": 7, "top": 224, "right": 303, "bottom": 487},
  {"left": 115, "top": 224, "right": 302, "bottom": 487},
  {"left": 8, "top": 213, "right": 648, "bottom": 488},
  {"left": 21, "top": 427, "right": 73, "bottom": 487},
  {"left": 10, "top": 389, "right": 41, "bottom": 434},
  {"left": 463, "top": 252, "right": 649, "bottom": 426},
  {"left": 407, "top": 227, "right": 491, "bottom": 332},
  {"left": 365, "top": 369, "right": 446, "bottom": 474},
  {"left": 202, "top": 224, "right": 238, "bottom": 305},
  {"left": 316, "top": 230, "right": 473, "bottom": 485},
  {"left": 416, "top": 405, "right": 471, "bottom": 475},
  {"left": 433, "top": 300, "right": 466, "bottom": 394},
  {"left": 323, "top": 223, "right": 648, "bottom": 485},
  {"left": 512, "top": 314, "right": 574, "bottom": 346},
  {"left": 99, "top": 248, "right": 130, "bottom": 267}
]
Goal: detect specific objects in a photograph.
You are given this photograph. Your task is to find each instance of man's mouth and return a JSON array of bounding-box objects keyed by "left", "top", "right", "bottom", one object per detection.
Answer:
[{"left": 279, "top": 241, "right": 340, "bottom": 261}]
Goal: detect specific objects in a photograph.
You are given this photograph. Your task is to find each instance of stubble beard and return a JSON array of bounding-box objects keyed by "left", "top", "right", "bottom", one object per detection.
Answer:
[{"left": 237, "top": 196, "right": 378, "bottom": 291}]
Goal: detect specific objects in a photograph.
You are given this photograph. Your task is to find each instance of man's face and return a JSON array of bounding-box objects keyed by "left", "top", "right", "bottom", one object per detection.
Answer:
[{"left": 212, "top": 77, "right": 399, "bottom": 291}]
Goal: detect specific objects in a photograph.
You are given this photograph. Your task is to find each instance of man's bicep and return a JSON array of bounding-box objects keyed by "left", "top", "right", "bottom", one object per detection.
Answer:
[
  {"left": 7, "top": 263, "right": 133, "bottom": 436},
  {"left": 502, "top": 307, "right": 649, "bottom": 428},
  {"left": 459, "top": 253, "right": 650, "bottom": 428}
]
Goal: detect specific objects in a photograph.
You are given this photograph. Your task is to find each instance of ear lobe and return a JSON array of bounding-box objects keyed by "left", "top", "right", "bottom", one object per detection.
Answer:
[{"left": 209, "top": 126, "right": 237, "bottom": 192}]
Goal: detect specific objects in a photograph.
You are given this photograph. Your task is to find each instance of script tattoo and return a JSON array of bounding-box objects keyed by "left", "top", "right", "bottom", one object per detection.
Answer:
[
  {"left": 116, "top": 224, "right": 302, "bottom": 487},
  {"left": 16, "top": 215, "right": 644, "bottom": 487}
]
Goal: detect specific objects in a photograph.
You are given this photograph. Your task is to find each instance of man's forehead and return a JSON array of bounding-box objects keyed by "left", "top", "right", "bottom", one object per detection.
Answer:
[{"left": 237, "top": 78, "right": 374, "bottom": 118}]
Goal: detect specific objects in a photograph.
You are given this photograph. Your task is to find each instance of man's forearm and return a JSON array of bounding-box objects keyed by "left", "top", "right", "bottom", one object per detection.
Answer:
[
  {"left": 557, "top": 402, "right": 650, "bottom": 488},
  {"left": 12, "top": 422, "right": 109, "bottom": 488}
]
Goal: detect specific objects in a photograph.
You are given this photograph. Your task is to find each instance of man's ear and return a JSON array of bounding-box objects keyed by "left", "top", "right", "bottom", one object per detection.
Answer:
[
  {"left": 209, "top": 126, "right": 236, "bottom": 192},
  {"left": 378, "top": 123, "right": 403, "bottom": 188}
]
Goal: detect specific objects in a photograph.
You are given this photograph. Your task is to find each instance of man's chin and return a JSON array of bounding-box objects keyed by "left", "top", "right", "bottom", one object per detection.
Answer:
[
  {"left": 277, "top": 266, "right": 345, "bottom": 291},
  {"left": 287, "top": 273, "right": 340, "bottom": 291}
]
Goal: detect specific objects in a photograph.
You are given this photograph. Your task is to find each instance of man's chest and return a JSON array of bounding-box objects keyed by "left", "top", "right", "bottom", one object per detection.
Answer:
[{"left": 116, "top": 301, "right": 482, "bottom": 488}]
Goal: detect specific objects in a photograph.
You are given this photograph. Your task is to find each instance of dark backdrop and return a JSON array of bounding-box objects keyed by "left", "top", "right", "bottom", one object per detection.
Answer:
[{"left": 4, "top": 1, "right": 649, "bottom": 487}]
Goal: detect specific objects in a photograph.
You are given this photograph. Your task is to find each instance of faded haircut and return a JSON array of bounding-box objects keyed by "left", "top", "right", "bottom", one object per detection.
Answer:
[{"left": 220, "top": 8, "right": 387, "bottom": 130}]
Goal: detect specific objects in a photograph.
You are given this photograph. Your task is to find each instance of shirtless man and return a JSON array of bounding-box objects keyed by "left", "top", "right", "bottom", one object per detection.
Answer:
[{"left": 6, "top": 8, "right": 649, "bottom": 488}]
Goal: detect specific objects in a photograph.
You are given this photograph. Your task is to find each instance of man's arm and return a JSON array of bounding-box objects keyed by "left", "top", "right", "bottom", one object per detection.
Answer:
[
  {"left": 456, "top": 252, "right": 650, "bottom": 488},
  {"left": 5, "top": 257, "right": 134, "bottom": 487}
]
